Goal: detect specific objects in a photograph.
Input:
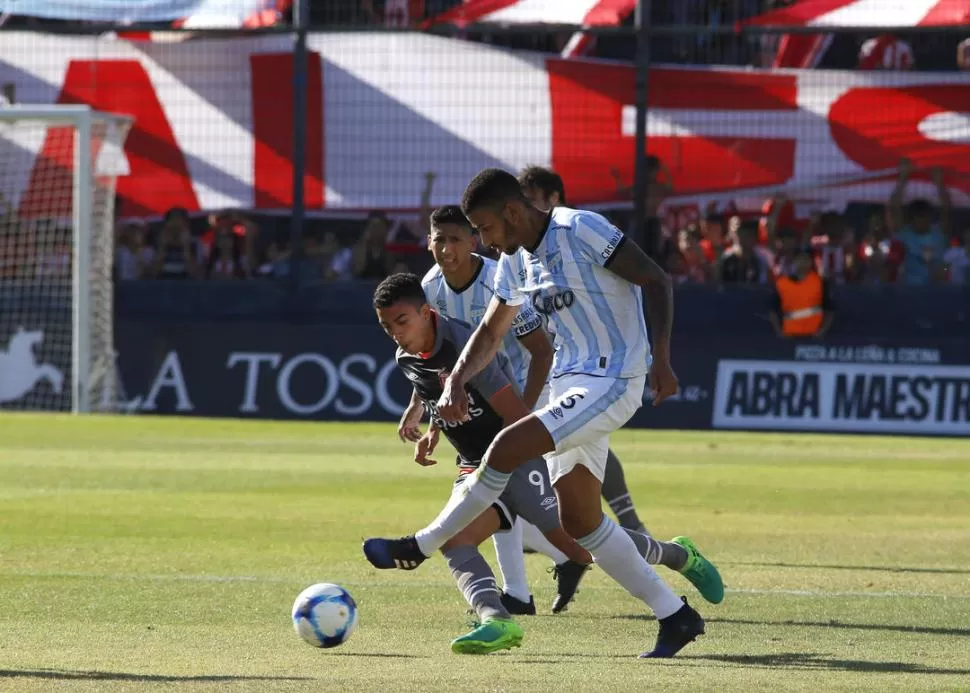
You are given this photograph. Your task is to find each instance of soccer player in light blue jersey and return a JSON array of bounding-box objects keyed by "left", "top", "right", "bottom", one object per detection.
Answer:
[
  {"left": 399, "top": 205, "right": 590, "bottom": 615},
  {"left": 362, "top": 169, "right": 721, "bottom": 658},
  {"left": 519, "top": 166, "right": 652, "bottom": 535}
]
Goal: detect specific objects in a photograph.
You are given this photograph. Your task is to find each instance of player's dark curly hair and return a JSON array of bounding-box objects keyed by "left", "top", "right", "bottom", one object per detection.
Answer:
[
  {"left": 373, "top": 272, "right": 427, "bottom": 310},
  {"left": 460, "top": 168, "right": 527, "bottom": 216},
  {"left": 518, "top": 166, "right": 567, "bottom": 205},
  {"left": 430, "top": 205, "right": 472, "bottom": 232}
]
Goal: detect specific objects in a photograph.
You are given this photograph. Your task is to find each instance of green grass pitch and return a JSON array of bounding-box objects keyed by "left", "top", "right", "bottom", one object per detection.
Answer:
[{"left": 1, "top": 414, "right": 968, "bottom": 692}]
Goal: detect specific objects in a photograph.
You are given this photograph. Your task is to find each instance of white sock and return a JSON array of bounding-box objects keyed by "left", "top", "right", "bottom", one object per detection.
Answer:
[
  {"left": 577, "top": 514, "right": 684, "bottom": 620},
  {"left": 520, "top": 520, "right": 569, "bottom": 565},
  {"left": 415, "top": 466, "right": 511, "bottom": 557},
  {"left": 492, "top": 520, "right": 531, "bottom": 602}
]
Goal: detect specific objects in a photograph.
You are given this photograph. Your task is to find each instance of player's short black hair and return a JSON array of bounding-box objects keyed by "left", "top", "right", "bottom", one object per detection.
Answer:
[
  {"left": 430, "top": 205, "right": 472, "bottom": 232},
  {"left": 373, "top": 272, "right": 427, "bottom": 310},
  {"left": 460, "top": 168, "right": 527, "bottom": 216},
  {"left": 518, "top": 166, "right": 567, "bottom": 205}
]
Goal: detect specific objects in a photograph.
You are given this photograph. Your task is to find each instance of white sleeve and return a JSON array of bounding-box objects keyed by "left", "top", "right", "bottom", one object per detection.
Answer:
[{"left": 493, "top": 254, "right": 525, "bottom": 306}]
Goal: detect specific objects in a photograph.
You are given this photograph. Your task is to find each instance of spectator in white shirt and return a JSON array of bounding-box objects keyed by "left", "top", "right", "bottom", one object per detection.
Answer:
[{"left": 115, "top": 220, "right": 153, "bottom": 281}]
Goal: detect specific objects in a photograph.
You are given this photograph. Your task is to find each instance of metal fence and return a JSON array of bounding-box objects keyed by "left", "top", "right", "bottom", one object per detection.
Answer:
[{"left": 2, "top": 1, "right": 969, "bottom": 286}]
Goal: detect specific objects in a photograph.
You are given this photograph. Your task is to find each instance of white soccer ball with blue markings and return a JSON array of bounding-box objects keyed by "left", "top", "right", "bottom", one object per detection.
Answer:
[{"left": 291, "top": 583, "right": 358, "bottom": 648}]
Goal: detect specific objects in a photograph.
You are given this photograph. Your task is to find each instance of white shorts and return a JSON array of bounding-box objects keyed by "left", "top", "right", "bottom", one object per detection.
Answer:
[{"left": 536, "top": 374, "right": 645, "bottom": 486}]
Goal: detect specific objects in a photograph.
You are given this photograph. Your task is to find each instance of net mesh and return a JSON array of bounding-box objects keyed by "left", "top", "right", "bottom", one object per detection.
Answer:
[{"left": 0, "top": 112, "right": 130, "bottom": 412}]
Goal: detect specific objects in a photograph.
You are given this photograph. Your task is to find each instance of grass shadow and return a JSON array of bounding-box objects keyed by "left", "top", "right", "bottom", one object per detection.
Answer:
[
  {"left": 609, "top": 614, "right": 970, "bottom": 638},
  {"left": 327, "top": 653, "right": 427, "bottom": 659},
  {"left": 0, "top": 669, "right": 311, "bottom": 682},
  {"left": 711, "top": 617, "right": 970, "bottom": 638},
  {"left": 684, "top": 652, "right": 970, "bottom": 676},
  {"left": 729, "top": 561, "right": 970, "bottom": 575}
]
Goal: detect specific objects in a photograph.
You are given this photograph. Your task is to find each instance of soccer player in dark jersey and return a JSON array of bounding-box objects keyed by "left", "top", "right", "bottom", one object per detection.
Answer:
[
  {"left": 519, "top": 165, "right": 652, "bottom": 536},
  {"left": 365, "top": 273, "right": 591, "bottom": 654}
]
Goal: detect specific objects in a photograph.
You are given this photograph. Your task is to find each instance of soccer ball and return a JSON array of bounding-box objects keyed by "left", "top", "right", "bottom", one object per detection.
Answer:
[{"left": 291, "top": 583, "right": 359, "bottom": 648}]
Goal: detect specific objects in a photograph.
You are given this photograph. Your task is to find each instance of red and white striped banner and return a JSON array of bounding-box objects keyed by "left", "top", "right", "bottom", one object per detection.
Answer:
[
  {"left": 748, "top": 0, "right": 970, "bottom": 28},
  {"left": 425, "top": 0, "right": 635, "bottom": 27},
  {"left": 1, "top": 32, "right": 969, "bottom": 218},
  {"left": 4, "top": 0, "right": 287, "bottom": 28}
]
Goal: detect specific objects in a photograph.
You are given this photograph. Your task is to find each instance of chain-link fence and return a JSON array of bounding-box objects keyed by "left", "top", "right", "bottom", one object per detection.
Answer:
[{"left": 2, "top": 1, "right": 969, "bottom": 286}]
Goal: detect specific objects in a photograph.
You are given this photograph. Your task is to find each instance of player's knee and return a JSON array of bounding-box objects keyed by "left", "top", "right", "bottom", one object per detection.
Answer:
[
  {"left": 440, "top": 535, "right": 476, "bottom": 553},
  {"left": 558, "top": 506, "right": 601, "bottom": 540},
  {"left": 482, "top": 431, "right": 518, "bottom": 473}
]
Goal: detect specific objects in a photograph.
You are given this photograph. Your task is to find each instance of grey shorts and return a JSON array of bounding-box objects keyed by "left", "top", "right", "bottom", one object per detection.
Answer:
[{"left": 452, "top": 458, "right": 560, "bottom": 533}]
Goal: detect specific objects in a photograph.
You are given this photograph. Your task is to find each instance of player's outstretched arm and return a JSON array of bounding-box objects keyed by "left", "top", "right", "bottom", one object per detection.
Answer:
[{"left": 438, "top": 297, "right": 519, "bottom": 421}]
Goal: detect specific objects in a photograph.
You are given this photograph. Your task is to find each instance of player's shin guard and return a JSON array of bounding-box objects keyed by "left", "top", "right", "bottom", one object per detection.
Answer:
[
  {"left": 602, "top": 450, "right": 645, "bottom": 532},
  {"left": 415, "top": 466, "right": 511, "bottom": 557},
  {"left": 622, "top": 527, "right": 689, "bottom": 571},
  {"left": 519, "top": 520, "right": 569, "bottom": 565},
  {"left": 492, "top": 520, "right": 531, "bottom": 603},
  {"left": 444, "top": 545, "right": 510, "bottom": 622},
  {"left": 578, "top": 514, "right": 684, "bottom": 620}
]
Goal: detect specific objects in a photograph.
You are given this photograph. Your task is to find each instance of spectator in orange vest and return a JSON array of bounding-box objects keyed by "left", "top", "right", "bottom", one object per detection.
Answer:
[{"left": 770, "top": 246, "right": 834, "bottom": 339}]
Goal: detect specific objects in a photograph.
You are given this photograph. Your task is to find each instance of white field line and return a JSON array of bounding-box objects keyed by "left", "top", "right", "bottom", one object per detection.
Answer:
[{"left": 5, "top": 571, "right": 969, "bottom": 600}]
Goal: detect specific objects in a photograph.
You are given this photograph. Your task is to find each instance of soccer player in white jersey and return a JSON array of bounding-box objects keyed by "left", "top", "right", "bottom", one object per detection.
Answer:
[
  {"left": 519, "top": 166, "right": 651, "bottom": 535},
  {"left": 362, "top": 169, "right": 721, "bottom": 658},
  {"left": 402, "top": 204, "right": 591, "bottom": 615}
]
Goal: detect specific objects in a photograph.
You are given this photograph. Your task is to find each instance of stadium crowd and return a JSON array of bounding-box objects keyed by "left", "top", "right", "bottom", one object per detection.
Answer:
[
  {"left": 1, "top": 2, "right": 968, "bottom": 288},
  {"left": 100, "top": 158, "right": 968, "bottom": 287}
]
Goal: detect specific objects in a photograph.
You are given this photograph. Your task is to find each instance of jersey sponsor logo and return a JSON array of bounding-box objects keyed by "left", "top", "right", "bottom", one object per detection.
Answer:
[
  {"left": 531, "top": 290, "right": 575, "bottom": 316},
  {"left": 518, "top": 268, "right": 528, "bottom": 282},
  {"left": 436, "top": 300, "right": 447, "bottom": 312},
  {"left": 601, "top": 229, "right": 623, "bottom": 260},
  {"left": 425, "top": 390, "right": 486, "bottom": 429},
  {"left": 514, "top": 315, "right": 543, "bottom": 336},
  {"left": 713, "top": 360, "right": 970, "bottom": 435}
]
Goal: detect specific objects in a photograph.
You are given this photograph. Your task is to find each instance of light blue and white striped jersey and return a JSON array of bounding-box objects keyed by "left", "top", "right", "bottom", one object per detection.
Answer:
[
  {"left": 422, "top": 254, "right": 544, "bottom": 392},
  {"left": 494, "top": 207, "right": 650, "bottom": 380}
]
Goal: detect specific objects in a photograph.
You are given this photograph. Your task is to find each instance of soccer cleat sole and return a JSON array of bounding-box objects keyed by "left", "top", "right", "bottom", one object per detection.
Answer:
[{"left": 451, "top": 634, "right": 523, "bottom": 655}]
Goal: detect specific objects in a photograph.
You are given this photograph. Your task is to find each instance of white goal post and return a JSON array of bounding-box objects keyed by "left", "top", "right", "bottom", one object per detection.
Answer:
[{"left": 0, "top": 105, "right": 132, "bottom": 413}]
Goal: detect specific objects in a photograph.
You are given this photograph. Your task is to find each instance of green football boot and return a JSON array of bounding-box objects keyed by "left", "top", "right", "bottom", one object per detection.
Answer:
[
  {"left": 450, "top": 618, "right": 524, "bottom": 655},
  {"left": 671, "top": 536, "right": 724, "bottom": 605}
]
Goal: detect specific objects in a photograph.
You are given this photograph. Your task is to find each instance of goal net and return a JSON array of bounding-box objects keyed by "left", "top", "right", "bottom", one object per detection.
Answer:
[{"left": 0, "top": 106, "right": 132, "bottom": 413}]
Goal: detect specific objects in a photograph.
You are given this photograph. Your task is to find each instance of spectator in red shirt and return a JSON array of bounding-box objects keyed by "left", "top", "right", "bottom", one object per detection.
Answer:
[
  {"left": 698, "top": 204, "right": 727, "bottom": 264},
  {"left": 677, "top": 225, "right": 713, "bottom": 283}
]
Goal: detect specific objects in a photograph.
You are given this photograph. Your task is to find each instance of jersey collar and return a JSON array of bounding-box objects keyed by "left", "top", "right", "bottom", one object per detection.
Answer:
[
  {"left": 443, "top": 254, "right": 484, "bottom": 295},
  {"left": 524, "top": 209, "right": 555, "bottom": 254}
]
